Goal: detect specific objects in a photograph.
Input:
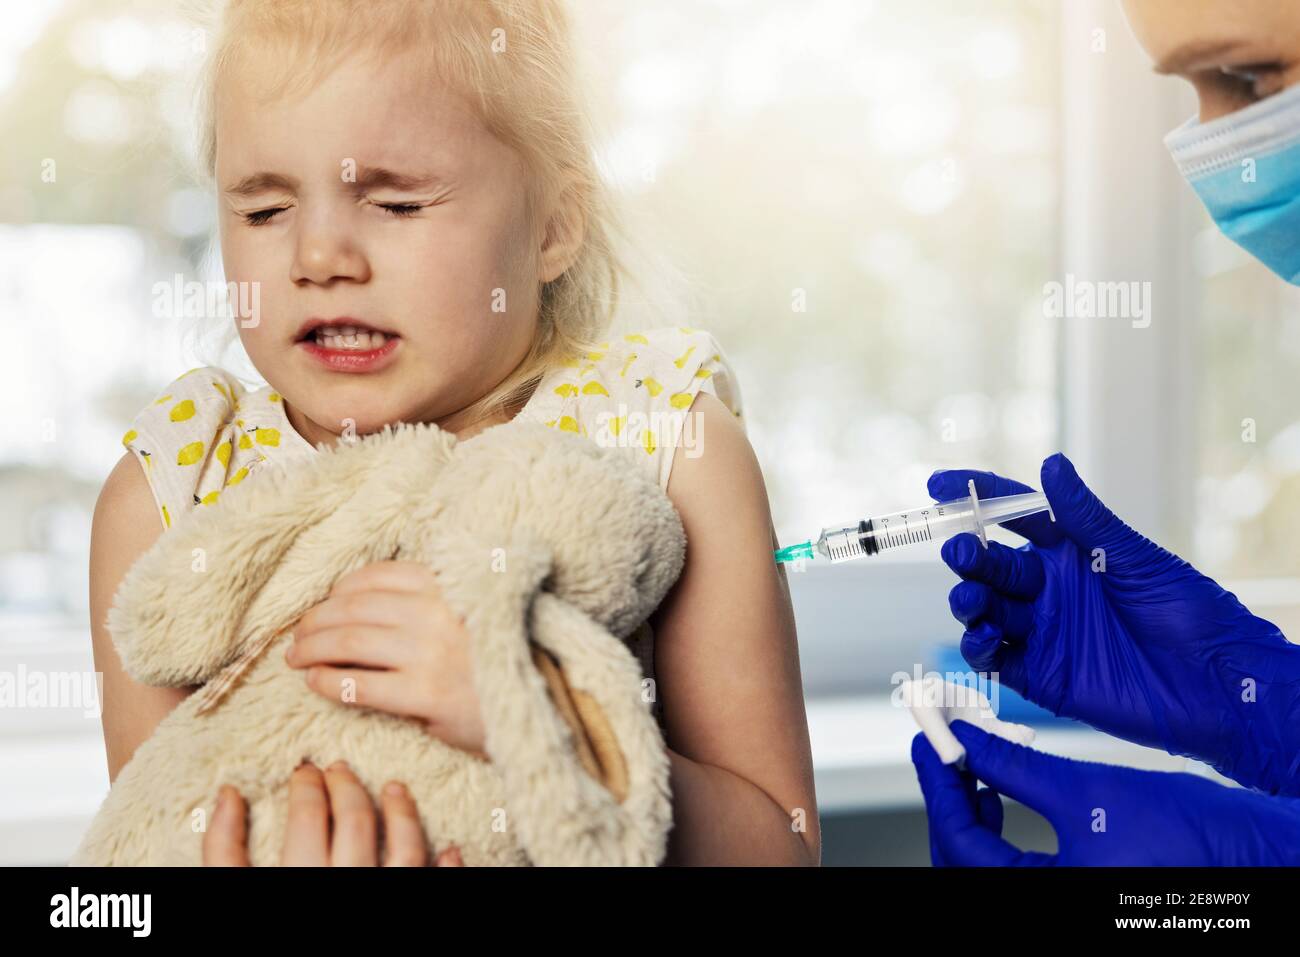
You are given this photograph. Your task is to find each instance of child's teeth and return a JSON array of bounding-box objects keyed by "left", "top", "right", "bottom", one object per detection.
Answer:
[{"left": 314, "top": 328, "right": 389, "bottom": 349}]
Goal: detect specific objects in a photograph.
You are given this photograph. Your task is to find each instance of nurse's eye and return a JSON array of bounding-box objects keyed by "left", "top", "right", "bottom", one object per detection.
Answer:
[{"left": 1220, "top": 63, "right": 1286, "bottom": 99}]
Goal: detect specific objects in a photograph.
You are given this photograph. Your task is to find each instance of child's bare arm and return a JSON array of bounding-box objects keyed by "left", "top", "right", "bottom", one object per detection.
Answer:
[
  {"left": 89, "top": 453, "right": 196, "bottom": 783},
  {"left": 653, "top": 393, "right": 820, "bottom": 865}
]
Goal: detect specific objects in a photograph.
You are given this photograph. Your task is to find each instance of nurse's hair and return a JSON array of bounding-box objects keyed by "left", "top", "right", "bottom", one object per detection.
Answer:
[{"left": 185, "top": 0, "right": 626, "bottom": 423}]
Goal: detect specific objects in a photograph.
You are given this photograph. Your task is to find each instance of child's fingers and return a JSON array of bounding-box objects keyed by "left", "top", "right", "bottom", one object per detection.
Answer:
[
  {"left": 287, "top": 624, "right": 412, "bottom": 670},
  {"left": 330, "top": 560, "right": 434, "bottom": 596},
  {"left": 280, "top": 763, "right": 331, "bottom": 866},
  {"left": 379, "top": 781, "right": 429, "bottom": 867},
  {"left": 201, "top": 785, "right": 251, "bottom": 866},
  {"left": 322, "top": 761, "right": 379, "bottom": 867},
  {"left": 434, "top": 845, "right": 465, "bottom": 867},
  {"left": 293, "top": 590, "right": 407, "bottom": 636},
  {"left": 302, "top": 666, "right": 427, "bottom": 719}
]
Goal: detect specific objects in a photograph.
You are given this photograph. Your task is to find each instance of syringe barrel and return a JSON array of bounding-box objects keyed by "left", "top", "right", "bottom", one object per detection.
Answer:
[
  {"left": 816, "top": 521, "right": 878, "bottom": 562},
  {"left": 817, "top": 501, "right": 980, "bottom": 561},
  {"left": 812, "top": 491, "right": 1053, "bottom": 563},
  {"left": 861, "top": 499, "right": 980, "bottom": 553}
]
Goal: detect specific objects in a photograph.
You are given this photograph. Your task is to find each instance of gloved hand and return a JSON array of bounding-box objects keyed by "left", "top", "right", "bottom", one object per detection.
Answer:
[
  {"left": 912, "top": 720, "right": 1300, "bottom": 865},
  {"left": 929, "top": 453, "right": 1300, "bottom": 796}
]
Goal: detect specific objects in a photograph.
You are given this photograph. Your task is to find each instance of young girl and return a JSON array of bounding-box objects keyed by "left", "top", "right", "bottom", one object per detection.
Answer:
[{"left": 90, "top": 0, "right": 818, "bottom": 866}]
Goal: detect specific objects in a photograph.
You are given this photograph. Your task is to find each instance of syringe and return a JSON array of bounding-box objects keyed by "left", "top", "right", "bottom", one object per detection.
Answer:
[{"left": 774, "top": 480, "right": 1055, "bottom": 564}]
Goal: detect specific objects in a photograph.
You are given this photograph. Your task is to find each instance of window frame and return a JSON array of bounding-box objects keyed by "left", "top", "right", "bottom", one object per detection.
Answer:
[{"left": 1057, "top": 0, "right": 1201, "bottom": 556}]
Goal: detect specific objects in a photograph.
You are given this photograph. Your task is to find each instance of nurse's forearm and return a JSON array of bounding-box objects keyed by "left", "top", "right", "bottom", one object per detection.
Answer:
[{"left": 662, "top": 748, "right": 817, "bottom": 865}]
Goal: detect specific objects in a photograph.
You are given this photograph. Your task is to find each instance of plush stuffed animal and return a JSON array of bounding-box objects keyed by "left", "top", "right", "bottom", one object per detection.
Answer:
[{"left": 73, "top": 419, "right": 685, "bottom": 866}]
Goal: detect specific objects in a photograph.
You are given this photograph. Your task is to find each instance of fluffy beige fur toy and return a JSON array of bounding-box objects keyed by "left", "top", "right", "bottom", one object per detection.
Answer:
[{"left": 72, "top": 419, "right": 685, "bottom": 866}]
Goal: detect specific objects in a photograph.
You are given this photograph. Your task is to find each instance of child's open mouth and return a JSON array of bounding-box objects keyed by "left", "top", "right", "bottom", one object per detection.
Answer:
[{"left": 295, "top": 321, "right": 402, "bottom": 374}]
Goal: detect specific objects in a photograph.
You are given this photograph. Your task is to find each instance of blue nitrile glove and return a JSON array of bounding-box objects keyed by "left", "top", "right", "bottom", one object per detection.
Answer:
[
  {"left": 912, "top": 720, "right": 1300, "bottom": 865},
  {"left": 929, "top": 453, "right": 1300, "bottom": 796}
]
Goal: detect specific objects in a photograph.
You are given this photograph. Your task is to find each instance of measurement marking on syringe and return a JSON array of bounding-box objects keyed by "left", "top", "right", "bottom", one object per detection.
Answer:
[{"left": 878, "top": 513, "right": 937, "bottom": 550}]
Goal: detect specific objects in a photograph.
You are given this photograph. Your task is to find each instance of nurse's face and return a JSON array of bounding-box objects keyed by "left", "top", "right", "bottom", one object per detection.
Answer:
[{"left": 1122, "top": 0, "right": 1300, "bottom": 119}]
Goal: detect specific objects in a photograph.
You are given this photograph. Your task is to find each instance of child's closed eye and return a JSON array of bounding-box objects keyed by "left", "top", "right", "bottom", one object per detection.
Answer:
[
  {"left": 240, "top": 202, "right": 427, "bottom": 227},
  {"left": 241, "top": 206, "right": 291, "bottom": 226},
  {"left": 369, "top": 202, "right": 425, "bottom": 219}
]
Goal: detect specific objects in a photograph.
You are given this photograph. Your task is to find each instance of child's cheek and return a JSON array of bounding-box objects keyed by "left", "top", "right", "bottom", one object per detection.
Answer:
[{"left": 396, "top": 226, "right": 537, "bottom": 336}]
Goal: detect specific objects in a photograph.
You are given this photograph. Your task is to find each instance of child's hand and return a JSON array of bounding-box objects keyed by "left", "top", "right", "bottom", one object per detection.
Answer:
[
  {"left": 285, "top": 560, "right": 487, "bottom": 759},
  {"left": 203, "top": 761, "right": 465, "bottom": 867}
]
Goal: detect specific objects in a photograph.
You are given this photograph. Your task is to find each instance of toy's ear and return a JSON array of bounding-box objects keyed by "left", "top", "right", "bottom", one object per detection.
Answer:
[
  {"left": 435, "top": 529, "right": 671, "bottom": 865},
  {"left": 107, "top": 457, "right": 340, "bottom": 687},
  {"left": 108, "top": 422, "right": 457, "bottom": 687}
]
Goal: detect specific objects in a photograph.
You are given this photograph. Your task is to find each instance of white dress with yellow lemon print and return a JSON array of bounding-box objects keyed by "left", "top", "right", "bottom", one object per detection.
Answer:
[
  {"left": 123, "top": 327, "right": 741, "bottom": 530},
  {"left": 121, "top": 367, "right": 316, "bottom": 530},
  {"left": 516, "top": 326, "right": 745, "bottom": 492}
]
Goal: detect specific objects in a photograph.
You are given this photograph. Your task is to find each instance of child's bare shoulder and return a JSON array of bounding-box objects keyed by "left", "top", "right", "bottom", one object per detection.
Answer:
[
  {"left": 664, "top": 390, "right": 764, "bottom": 510},
  {"left": 93, "top": 451, "right": 165, "bottom": 574}
]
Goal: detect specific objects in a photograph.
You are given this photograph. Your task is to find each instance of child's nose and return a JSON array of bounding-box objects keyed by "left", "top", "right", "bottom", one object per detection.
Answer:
[{"left": 290, "top": 221, "right": 372, "bottom": 286}]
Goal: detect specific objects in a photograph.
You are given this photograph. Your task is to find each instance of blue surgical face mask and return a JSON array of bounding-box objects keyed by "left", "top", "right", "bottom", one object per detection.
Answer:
[{"left": 1165, "top": 81, "right": 1300, "bottom": 284}]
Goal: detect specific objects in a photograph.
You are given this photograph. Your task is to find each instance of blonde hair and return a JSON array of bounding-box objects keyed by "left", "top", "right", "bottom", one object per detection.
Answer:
[{"left": 184, "top": 0, "right": 631, "bottom": 426}]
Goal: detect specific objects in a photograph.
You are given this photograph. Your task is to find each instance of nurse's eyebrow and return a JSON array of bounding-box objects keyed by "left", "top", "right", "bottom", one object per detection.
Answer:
[{"left": 1154, "top": 38, "right": 1252, "bottom": 75}]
